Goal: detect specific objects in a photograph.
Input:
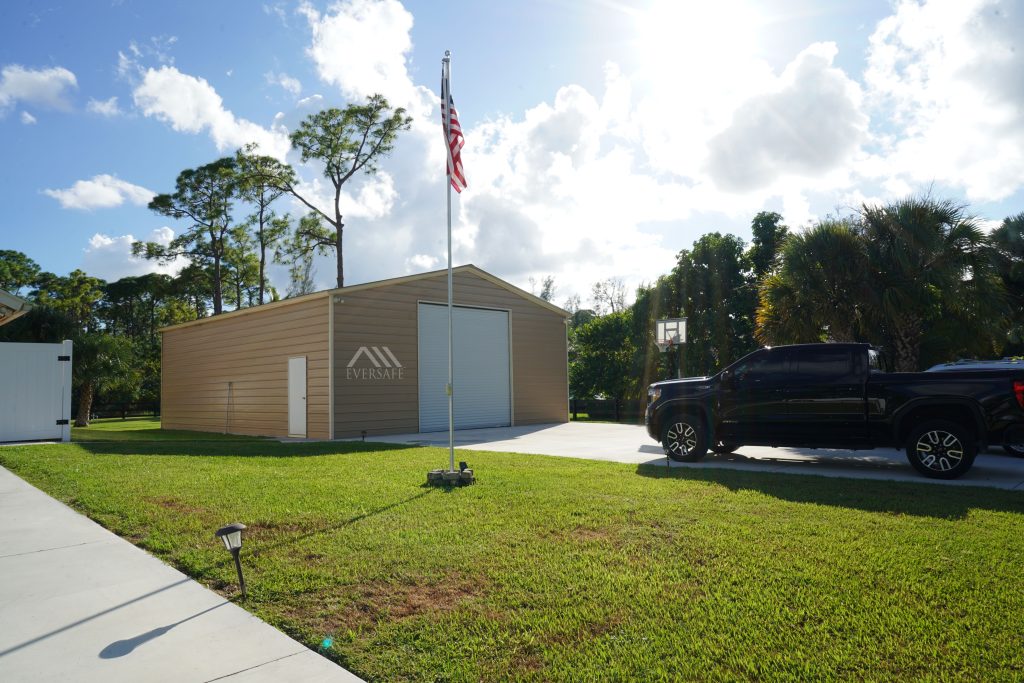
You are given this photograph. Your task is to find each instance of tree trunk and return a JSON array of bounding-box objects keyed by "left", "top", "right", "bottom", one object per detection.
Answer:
[
  {"left": 258, "top": 204, "right": 266, "bottom": 304},
  {"left": 891, "top": 314, "right": 922, "bottom": 372},
  {"left": 258, "top": 252, "right": 266, "bottom": 305},
  {"left": 75, "top": 381, "right": 94, "bottom": 427},
  {"left": 336, "top": 222, "right": 345, "bottom": 288},
  {"left": 212, "top": 254, "right": 223, "bottom": 315}
]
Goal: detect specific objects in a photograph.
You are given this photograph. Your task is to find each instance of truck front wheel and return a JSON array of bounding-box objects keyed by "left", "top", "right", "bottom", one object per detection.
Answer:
[
  {"left": 661, "top": 415, "right": 708, "bottom": 462},
  {"left": 905, "top": 420, "right": 977, "bottom": 479}
]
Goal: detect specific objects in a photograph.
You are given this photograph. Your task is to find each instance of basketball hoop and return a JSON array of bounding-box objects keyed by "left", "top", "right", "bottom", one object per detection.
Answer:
[{"left": 655, "top": 318, "right": 686, "bottom": 354}]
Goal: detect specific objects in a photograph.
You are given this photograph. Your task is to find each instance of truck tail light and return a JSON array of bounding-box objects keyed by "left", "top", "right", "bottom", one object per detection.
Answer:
[{"left": 1015, "top": 381, "right": 1024, "bottom": 410}]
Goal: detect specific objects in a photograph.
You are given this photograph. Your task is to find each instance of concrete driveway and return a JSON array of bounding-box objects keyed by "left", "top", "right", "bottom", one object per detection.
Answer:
[{"left": 364, "top": 421, "right": 1024, "bottom": 490}]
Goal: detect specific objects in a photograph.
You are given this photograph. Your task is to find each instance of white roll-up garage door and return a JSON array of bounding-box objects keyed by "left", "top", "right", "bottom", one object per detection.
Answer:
[{"left": 418, "top": 303, "right": 511, "bottom": 432}]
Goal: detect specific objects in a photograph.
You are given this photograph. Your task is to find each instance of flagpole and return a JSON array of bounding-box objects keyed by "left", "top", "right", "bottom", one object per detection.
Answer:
[{"left": 443, "top": 50, "right": 455, "bottom": 474}]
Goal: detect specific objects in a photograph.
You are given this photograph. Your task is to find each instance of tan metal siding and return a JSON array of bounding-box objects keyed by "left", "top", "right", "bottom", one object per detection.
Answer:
[
  {"left": 161, "top": 297, "right": 330, "bottom": 438},
  {"left": 334, "top": 271, "right": 567, "bottom": 437}
]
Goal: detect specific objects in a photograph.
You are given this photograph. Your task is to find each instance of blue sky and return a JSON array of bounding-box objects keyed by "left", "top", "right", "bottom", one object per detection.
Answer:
[{"left": 2, "top": 0, "right": 1023, "bottom": 306}]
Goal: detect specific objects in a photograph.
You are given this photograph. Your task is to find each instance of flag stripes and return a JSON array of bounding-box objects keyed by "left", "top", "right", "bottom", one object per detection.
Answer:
[{"left": 441, "top": 78, "right": 467, "bottom": 193}]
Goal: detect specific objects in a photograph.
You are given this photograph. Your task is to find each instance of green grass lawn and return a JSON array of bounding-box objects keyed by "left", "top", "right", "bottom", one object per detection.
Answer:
[{"left": 2, "top": 419, "right": 1023, "bottom": 681}]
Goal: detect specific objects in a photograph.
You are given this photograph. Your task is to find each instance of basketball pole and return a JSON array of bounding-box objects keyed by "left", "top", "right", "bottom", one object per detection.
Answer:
[{"left": 443, "top": 51, "right": 455, "bottom": 474}]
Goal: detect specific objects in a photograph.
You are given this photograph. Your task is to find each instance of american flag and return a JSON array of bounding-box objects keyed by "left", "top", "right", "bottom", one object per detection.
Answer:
[{"left": 442, "top": 91, "right": 467, "bottom": 193}]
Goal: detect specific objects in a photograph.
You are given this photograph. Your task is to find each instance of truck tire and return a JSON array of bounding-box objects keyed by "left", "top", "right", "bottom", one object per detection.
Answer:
[
  {"left": 1003, "top": 442, "right": 1024, "bottom": 457},
  {"left": 661, "top": 415, "right": 708, "bottom": 462},
  {"left": 905, "top": 420, "right": 977, "bottom": 479}
]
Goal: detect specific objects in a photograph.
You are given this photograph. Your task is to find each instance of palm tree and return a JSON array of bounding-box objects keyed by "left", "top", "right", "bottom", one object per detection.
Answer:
[
  {"left": 756, "top": 219, "right": 870, "bottom": 345},
  {"left": 859, "top": 196, "right": 1003, "bottom": 372},
  {"left": 990, "top": 212, "right": 1024, "bottom": 353}
]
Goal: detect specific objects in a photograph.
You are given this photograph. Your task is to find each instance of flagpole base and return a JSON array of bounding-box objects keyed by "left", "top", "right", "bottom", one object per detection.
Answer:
[{"left": 426, "top": 468, "right": 475, "bottom": 487}]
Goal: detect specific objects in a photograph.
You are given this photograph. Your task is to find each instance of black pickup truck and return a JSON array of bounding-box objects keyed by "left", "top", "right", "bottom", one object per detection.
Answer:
[{"left": 645, "top": 343, "right": 1024, "bottom": 479}]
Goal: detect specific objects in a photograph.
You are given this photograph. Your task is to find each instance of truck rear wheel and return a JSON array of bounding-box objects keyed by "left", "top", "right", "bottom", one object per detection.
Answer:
[
  {"left": 661, "top": 415, "right": 708, "bottom": 462},
  {"left": 905, "top": 420, "right": 976, "bottom": 479}
]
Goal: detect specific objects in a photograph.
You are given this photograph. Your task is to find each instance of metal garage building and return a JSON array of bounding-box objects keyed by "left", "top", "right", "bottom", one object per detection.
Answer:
[{"left": 160, "top": 265, "right": 569, "bottom": 439}]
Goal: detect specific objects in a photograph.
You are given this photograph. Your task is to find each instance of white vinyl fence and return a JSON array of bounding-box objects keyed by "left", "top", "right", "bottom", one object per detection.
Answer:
[{"left": 0, "top": 340, "right": 73, "bottom": 443}]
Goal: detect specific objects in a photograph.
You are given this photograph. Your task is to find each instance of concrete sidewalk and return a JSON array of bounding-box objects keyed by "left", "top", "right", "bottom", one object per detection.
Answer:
[
  {"left": 0, "top": 467, "right": 362, "bottom": 682},
  {"left": 361, "top": 422, "right": 1024, "bottom": 490}
]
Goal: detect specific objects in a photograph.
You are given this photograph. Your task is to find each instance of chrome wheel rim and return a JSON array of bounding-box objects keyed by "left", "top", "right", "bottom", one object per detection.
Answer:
[
  {"left": 915, "top": 430, "right": 964, "bottom": 472},
  {"left": 667, "top": 422, "right": 697, "bottom": 456}
]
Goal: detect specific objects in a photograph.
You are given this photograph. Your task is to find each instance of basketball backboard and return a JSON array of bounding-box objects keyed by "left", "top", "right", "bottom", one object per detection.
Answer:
[{"left": 655, "top": 318, "right": 686, "bottom": 352}]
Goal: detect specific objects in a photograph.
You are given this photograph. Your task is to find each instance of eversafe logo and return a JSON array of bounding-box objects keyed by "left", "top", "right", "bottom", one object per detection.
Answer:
[{"left": 346, "top": 346, "right": 405, "bottom": 380}]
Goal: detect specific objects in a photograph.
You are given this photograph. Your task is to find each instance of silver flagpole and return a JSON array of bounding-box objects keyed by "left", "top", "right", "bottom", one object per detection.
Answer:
[{"left": 443, "top": 50, "right": 455, "bottom": 474}]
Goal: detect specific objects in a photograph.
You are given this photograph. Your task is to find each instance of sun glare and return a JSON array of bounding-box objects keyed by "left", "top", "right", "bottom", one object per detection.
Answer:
[{"left": 635, "top": 0, "right": 764, "bottom": 75}]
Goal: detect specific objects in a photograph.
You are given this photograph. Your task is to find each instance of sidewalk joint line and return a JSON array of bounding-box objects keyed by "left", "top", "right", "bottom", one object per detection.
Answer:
[
  {"left": 0, "top": 539, "right": 106, "bottom": 560},
  {"left": 202, "top": 649, "right": 308, "bottom": 682}
]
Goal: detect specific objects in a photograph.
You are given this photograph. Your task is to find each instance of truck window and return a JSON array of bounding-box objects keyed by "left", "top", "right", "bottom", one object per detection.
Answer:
[
  {"left": 793, "top": 348, "right": 857, "bottom": 382},
  {"left": 732, "top": 349, "right": 789, "bottom": 383},
  {"left": 868, "top": 349, "right": 884, "bottom": 373}
]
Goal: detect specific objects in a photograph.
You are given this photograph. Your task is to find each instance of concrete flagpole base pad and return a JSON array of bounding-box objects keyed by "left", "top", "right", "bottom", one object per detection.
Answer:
[{"left": 426, "top": 469, "right": 475, "bottom": 486}]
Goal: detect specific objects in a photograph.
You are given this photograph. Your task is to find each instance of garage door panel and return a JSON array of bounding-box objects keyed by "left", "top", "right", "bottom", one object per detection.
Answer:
[{"left": 418, "top": 304, "right": 510, "bottom": 432}]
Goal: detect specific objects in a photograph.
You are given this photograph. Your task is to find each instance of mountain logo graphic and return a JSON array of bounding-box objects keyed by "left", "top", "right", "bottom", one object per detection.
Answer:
[
  {"left": 347, "top": 346, "right": 403, "bottom": 369},
  {"left": 346, "top": 346, "right": 404, "bottom": 380}
]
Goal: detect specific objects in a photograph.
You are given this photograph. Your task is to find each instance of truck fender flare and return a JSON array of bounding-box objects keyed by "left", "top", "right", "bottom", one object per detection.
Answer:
[
  {"left": 892, "top": 398, "right": 986, "bottom": 446},
  {"left": 656, "top": 399, "right": 711, "bottom": 432}
]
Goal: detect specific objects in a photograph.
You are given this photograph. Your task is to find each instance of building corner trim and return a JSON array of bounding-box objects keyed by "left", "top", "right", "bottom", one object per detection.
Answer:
[{"left": 328, "top": 295, "right": 335, "bottom": 440}]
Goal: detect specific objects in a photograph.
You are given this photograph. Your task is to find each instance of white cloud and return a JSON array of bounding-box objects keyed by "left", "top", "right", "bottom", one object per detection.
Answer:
[
  {"left": 20, "top": 111, "right": 36, "bottom": 125},
  {"left": 706, "top": 43, "right": 868, "bottom": 192},
  {"left": 456, "top": 74, "right": 685, "bottom": 287},
  {"left": 82, "top": 227, "right": 189, "bottom": 281},
  {"left": 297, "top": 93, "right": 323, "bottom": 108},
  {"left": 264, "top": 2, "right": 289, "bottom": 26},
  {"left": 87, "top": 96, "right": 123, "bottom": 117},
  {"left": 406, "top": 254, "right": 438, "bottom": 271},
  {"left": 133, "top": 66, "right": 290, "bottom": 159},
  {"left": 265, "top": 71, "right": 301, "bottom": 96},
  {"left": 865, "top": 0, "right": 1024, "bottom": 200},
  {"left": 44, "top": 174, "right": 155, "bottom": 210},
  {"left": 300, "top": 0, "right": 412, "bottom": 103},
  {"left": 0, "top": 65, "right": 77, "bottom": 113}
]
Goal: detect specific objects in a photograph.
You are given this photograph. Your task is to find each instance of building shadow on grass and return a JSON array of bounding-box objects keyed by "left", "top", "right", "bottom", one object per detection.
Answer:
[
  {"left": 76, "top": 438, "right": 415, "bottom": 459},
  {"left": 635, "top": 463, "right": 1024, "bottom": 520}
]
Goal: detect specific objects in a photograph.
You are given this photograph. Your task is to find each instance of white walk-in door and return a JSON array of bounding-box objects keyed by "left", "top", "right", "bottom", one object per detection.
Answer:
[
  {"left": 418, "top": 303, "right": 511, "bottom": 432},
  {"left": 287, "top": 356, "right": 307, "bottom": 437},
  {"left": 0, "top": 340, "right": 73, "bottom": 442}
]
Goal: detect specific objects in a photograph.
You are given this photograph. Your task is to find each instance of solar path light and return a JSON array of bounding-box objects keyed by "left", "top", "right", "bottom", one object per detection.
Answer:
[{"left": 215, "top": 522, "right": 247, "bottom": 599}]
